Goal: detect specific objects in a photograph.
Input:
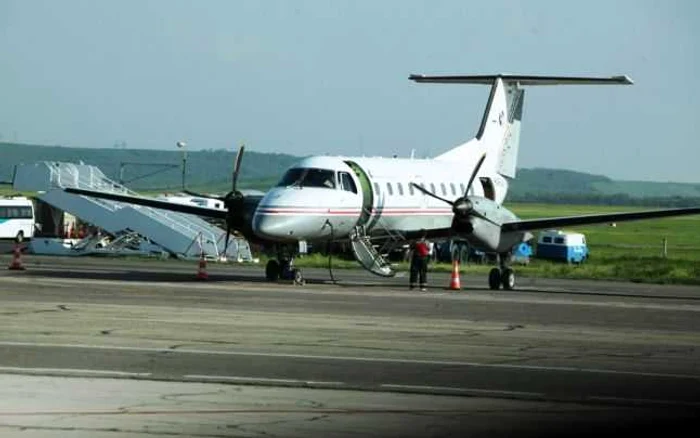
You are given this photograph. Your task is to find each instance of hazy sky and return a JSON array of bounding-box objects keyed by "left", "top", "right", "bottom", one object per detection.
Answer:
[{"left": 1, "top": 0, "right": 698, "bottom": 182}]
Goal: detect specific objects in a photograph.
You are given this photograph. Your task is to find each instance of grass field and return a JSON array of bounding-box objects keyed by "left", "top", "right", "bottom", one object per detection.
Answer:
[{"left": 503, "top": 203, "right": 700, "bottom": 285}]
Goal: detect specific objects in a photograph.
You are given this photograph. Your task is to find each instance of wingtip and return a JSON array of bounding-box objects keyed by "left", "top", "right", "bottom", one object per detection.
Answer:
[{"left": 613, "top": 75, "right": 634, "bottom": 85}]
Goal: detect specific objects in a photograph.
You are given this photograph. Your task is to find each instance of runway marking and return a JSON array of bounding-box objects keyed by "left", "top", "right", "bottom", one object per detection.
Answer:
[
  {"left": 4, "top": 276, "right": 700, "bottom": 311},
  {"left": 587, "top": 396, "right": 700, "bottom": 408},
  {"left": 0, "top": 408, "right": 478, "bottom": 416},
  {"left": 380, "top": 384, "right": 543, "bottom": 398},
  {"left": 185, "top": 374, "right": 345, "bottom": 387},
  {"left": 0, "top": 366, "right": 151, "bottom": 378},
  {"left": 1, "top": 341, "right": 699, "bottom": 381}
]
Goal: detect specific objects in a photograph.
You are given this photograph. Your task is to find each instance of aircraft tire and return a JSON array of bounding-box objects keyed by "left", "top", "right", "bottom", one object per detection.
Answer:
[
  {"left": 292, "top": 268, "right": 305, "bottom": 285},
  {"left": 502, "top": 268, "right": 515, "bottom": 290},
  {"left": 265, "top": 260, "right": 280, "bottom": 281},
  {"left": 488, "top": 268, "right": 501, "bottom": 290}
]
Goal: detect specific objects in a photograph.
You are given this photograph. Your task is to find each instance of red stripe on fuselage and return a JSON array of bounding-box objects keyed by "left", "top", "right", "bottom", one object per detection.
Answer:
[{"left": 256, "top": 206, "right": 453, "bottom": 216}]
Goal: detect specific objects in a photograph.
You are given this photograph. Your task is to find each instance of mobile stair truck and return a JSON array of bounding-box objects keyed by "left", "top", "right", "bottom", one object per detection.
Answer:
[{"left": 535, "top": 230, "right": 589, "bottom": 264}]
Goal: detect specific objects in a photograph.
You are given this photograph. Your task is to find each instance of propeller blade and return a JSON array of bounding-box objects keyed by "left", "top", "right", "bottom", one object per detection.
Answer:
[
  {"left": 410, "top": 182, "right": 454, "bottom": 206},
  {"left": 464, "top": 154, "right": 486, "bottom": 197},
  {"left": 223, "top": 226, "right": 231, "bottom": 257},
  {"left": 232, "top": 144, "right": 245, "bottom": 193}
]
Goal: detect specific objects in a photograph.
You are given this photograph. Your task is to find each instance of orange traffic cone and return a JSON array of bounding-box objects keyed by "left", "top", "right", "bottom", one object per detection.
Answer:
[
  {"left": 448, "top": 259, "right": 461, "bottom": 290},
  {"left": 8, "top": 243, "right": 25, "bottom": 271},
  {"left": 196, "top": 252, "right": 208, "bottom": 280}
]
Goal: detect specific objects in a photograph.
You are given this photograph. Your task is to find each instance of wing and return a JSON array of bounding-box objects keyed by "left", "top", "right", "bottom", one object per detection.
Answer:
[
  {"left": 501, "top": 207, "right": 700, "bottom": 233},
  {"left": 64, "top": 188, "right": 228, "bottom": 220}
]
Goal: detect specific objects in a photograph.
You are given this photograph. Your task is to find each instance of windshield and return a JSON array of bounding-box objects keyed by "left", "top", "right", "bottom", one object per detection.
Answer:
[{"left": 276, "top": 168, "right": 336, "bottom": 189}]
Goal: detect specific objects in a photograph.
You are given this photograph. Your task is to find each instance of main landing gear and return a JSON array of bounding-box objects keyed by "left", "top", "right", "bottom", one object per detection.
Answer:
[
  {"left": 265, "top": 247, "right": 305, "bottom": 285},
  {"left": 488, "top": 253, "right": 516, "bottom": 291}
]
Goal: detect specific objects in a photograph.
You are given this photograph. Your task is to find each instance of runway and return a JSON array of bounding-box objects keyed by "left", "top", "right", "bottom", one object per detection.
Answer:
[{"left": 0, "top": 254, "right": 698, "bottom": 437}]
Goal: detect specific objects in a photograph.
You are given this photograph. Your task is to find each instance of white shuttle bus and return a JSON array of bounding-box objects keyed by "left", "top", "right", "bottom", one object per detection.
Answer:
[{"left": 0, "top": 197, "right": 36, "bottom": 242}]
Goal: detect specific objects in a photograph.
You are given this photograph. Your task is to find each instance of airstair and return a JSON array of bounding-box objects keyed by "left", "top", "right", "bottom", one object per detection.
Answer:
[
  {"left": 13, "top": 161, "right": 251, "bottom": 260},
  {"left": 349, "top": 225, "right": 395, "bottom": 277}
]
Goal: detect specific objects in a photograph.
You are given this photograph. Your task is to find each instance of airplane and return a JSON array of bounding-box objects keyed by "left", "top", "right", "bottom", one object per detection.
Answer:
[{"left": 65, "top": 73, "right": 700, "bottom": 289}]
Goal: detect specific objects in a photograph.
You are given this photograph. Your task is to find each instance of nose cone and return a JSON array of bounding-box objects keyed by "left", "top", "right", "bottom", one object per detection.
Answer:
[
  {"left": 252, "top": 213, "right": 302, "bottom": 242},
  {"left": 252, "top": 188, "right": 311, "bottom": 242}
]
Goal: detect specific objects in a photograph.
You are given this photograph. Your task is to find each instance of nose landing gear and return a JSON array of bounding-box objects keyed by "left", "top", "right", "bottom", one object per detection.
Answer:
[{"left": 265, "top": 253, "right": 305, "bottom": 285}]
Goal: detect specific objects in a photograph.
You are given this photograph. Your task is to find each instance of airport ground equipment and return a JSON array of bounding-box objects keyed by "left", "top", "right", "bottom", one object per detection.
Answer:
[{"left": 12, "top": 161, "right": 251, "bottom": 260}]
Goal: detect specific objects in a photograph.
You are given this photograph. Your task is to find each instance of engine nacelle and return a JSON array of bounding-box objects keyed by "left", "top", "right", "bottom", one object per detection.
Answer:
[
  {"left": 464, "top": 217, "right": 502, "bottom": 251},
  {"left": 453, "top": 196, "right": 523, "bottom": 253}
]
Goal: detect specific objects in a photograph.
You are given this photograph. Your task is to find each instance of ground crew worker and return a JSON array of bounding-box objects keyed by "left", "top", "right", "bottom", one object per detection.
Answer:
[{"left": 409, "top": 229, "right": 430, "bottom": 291}]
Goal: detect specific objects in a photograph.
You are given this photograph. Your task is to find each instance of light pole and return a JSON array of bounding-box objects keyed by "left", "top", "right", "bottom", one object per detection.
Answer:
[{"left": 176, "top": 141, "right": 187, "bottom": 190}]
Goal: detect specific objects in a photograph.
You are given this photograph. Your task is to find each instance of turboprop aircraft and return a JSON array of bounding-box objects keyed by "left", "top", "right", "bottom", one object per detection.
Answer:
[{"left": 64, "top": 73, "right": 700, "bottom": 289}]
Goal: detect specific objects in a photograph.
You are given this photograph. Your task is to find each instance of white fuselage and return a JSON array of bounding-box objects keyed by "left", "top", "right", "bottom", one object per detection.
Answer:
[{"left": 252, "top": 155, "right": 509, "bottom": 244}]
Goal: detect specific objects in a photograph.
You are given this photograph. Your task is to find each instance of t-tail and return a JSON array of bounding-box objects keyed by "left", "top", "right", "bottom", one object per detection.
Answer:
[{"left": 409, "top": 74, "right": 633, "bottom": 202}]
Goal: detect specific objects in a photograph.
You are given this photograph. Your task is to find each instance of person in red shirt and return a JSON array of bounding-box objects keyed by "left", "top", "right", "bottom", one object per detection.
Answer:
[{"left": 409, "top": 229, "right": 431, "bottom": 291}]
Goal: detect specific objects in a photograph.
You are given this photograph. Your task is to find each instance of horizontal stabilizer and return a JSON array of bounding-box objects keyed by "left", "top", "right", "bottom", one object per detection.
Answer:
[{"left": 409, "top": 74, "right": 633, "bottom": 86}]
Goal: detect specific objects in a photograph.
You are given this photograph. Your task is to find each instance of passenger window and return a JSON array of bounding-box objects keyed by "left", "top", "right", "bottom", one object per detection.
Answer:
[
  {"left": 409, "top": 184, "right": 415, "bottom": 195},
  {"left": 374, "top": 183, "right": 381, "bottom": 196},
  {"left": 339, "top": 172, "right": 358, "bottom": 194},
  {"left": 554, "top": 237, "right": 565, "bottom": 244},
  {"left": 430, "top": 183, "right": 436, "bottom": 194},
  {"left": 386, "top": 183, "right": 393, "bottom": 196},
  {"left": 450, "top": 183, "right": 457, "bottom": 196},
  {"left": 543, "top": 237, "right": 552, "bottom": 243},
  {"left": 397, "top": 183, "right": 404, "bottom": 196},
  {"left": 440, "top": 183, "right": 447, "bottom": 196},
  {"left": 460, "top": 183, "right": 466, "bottom": 194}
]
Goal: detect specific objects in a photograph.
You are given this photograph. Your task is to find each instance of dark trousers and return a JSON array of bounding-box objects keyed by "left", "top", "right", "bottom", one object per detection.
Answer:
[{"left": 409, "top": 256, "right": 428, "bottom": 288}]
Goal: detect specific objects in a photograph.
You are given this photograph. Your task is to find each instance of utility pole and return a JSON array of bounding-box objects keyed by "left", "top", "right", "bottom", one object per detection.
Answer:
[{"left": 177, "top": 141, "right": 187, "bottom": 190}]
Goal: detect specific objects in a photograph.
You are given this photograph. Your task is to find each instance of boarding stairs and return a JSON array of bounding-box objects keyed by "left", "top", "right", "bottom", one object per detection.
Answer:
[
  {"left": 349, "top": 225, "right": 395, "bottom": 277},
  {"left": 13, "top": 161, "right": 251, "bottom": 260}
]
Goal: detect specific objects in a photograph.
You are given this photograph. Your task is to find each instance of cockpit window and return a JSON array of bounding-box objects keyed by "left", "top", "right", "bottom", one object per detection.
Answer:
[
  {"left": 338, "top": 172, "right": 357, "bottom": 193},
  {"left": 277, "top": 168, "right": 337, "bottom": 189}
]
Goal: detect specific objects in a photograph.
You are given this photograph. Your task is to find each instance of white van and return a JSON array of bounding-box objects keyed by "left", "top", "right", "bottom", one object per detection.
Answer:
[{"left": 536, "top": 230, "right": 589, "bottom": 263}]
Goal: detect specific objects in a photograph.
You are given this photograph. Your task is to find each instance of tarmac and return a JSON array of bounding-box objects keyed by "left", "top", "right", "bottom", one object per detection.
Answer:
[{"left": 0, "top": 252, "right": 698, "bottom": 437}]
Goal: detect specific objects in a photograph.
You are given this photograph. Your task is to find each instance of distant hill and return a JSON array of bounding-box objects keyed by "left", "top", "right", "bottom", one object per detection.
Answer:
[
  {"left": 508, "top": 168, "right": 700, "bottom": 206},
  {"left": 0, "top": 142, "right": 300, "bottom": 192},
  {"left": 2, "top": 142, "right": 699, "bottom": 205}
]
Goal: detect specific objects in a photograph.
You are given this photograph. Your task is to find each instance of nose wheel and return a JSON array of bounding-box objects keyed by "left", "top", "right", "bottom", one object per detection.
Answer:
[
  {"left": 265, "top": 257, "right": 305, "bottom": 285},
  {"left": 487, "top": 253, "right": 516, "bottom": 290}
]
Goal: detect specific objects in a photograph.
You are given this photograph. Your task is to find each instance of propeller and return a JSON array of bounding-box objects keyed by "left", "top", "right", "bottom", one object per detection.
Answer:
[
  {"left": 180, "top": 145, "right": 246, "bottom": 203},
  {"left": 222, "top": 144, "right": 246, "bottom": 257},
  {"left": 410, "top": 154, "right": 486, "bottom": 219}
]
